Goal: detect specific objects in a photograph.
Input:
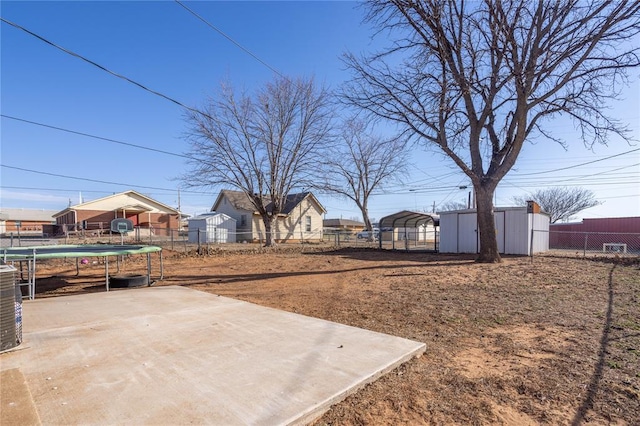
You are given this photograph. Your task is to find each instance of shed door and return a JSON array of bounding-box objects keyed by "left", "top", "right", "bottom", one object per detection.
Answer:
[{"left": 458, "top": 213, "right": 478, "bottom": 253}]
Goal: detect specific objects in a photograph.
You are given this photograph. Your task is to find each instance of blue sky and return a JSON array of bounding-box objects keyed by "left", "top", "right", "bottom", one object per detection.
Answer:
[{"left": 2, "top": 1, "right": 639, "bottom": 222}]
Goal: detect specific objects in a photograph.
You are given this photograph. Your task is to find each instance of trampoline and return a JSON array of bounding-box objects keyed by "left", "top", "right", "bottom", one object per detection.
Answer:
[{"left": 0, "top": 245, "right": 163, "bottom": 300}]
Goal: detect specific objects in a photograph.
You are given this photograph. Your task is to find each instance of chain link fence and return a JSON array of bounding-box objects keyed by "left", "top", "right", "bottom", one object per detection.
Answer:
[
  {"left": 534, "top": 229, "right": 640, "bottom": 258},
  {"left": 1, "top": 225, "right": 441, "bottom": 252}
]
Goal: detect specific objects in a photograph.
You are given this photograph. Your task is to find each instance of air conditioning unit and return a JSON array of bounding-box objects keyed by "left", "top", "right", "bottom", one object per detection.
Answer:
[{"left": 0, "top": 264, "right": 22, "bottom": 352}]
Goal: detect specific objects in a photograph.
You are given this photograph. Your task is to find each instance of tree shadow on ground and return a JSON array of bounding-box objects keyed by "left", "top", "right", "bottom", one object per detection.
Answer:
[
  {"left": 302, "top": 247, "right": 479, "bottom": 263},
  {"left": 164, "top": 260, "right": 474, "bottom": 287},
  {"left": 571, "top": 264, "right": 616, "bottom": 425}
]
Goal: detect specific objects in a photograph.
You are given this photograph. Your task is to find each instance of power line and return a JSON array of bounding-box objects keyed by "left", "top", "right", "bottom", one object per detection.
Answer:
[
  {"left": 1, "top": 114, "right": 191, "bottom": 159},
  {"left": 0, "top": 164, "right": 208, "bottom": 194},
  {"left": 512, "top": 147, "right": 640, "bottom": 176},
  {"left": 0, "top": 186, "right": 211, "bottom": 199},
  {"left": 174, "top": 0, "right": 283, "bottom": 77},
  {"left": 0, "top": 17, "right": 322, "bottom": 164},
  {"left": 0, "top": 17, "right": 210, "bottom": 120}
]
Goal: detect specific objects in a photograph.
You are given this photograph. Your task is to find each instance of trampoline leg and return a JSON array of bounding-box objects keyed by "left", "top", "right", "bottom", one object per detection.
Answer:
[
  {"left": 105, "top": 257, "right": 109, "bottom": 292},
  {"left": 31, "top": 256, "right": 36, "bottom": 300},
  {"left": 146, "top": 253, "right": 151, "bottom": 286}
]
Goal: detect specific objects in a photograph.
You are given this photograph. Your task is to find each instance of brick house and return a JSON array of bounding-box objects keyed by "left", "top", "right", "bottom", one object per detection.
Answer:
[{"left": 52, "top": 190, "right": 180, "bottom": 236}]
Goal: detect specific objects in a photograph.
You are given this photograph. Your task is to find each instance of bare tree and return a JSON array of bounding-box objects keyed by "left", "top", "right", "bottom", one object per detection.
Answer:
[
  {"left": 318, "top": 118, "right": 408, "bottom": 239},
  {"left": 183, "top": 76, "right": 334, "bottom": 246},
  {"left": 342, "top": 0, "right": 640, "bottom": 262},
  {"left": 512, "top": 187, "right": 601, "bottom": 223},
  {"left": 439, "top": 200, "right": 470, "bottom": 211}
]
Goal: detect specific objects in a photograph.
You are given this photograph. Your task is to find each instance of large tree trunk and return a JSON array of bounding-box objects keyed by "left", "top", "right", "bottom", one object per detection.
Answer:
[
  {"left": 360, "top": 203, "right": 376, "bottom": 242},
  {"left": 262, "top": 214, "right": 276, "bottom": 247},
  {"left": 474, "top": 184, "right": 501, "bottom": 263}
]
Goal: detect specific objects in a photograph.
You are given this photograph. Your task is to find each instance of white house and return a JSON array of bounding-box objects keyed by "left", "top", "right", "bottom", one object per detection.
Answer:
[
  {"left": 438, "top": 201, "right": 549, "bottom": 255},
  {"left": 211, "top": 190, "right": 326, "bottom": 243},
  {"left": 187, "top": 213, "right": 236, "bottom": 244}
]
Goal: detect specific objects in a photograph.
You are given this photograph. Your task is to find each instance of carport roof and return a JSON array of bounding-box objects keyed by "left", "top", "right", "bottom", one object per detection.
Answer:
[{"left": 379, "top": 210, "right": 439, "bottom": 228}]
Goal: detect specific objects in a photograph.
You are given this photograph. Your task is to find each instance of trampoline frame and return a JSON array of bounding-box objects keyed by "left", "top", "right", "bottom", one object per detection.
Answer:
[{"left": 0, "top": 245, "right": 163, "bottom": 300}]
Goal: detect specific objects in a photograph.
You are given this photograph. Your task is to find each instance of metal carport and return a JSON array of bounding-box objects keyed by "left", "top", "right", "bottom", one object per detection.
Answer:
[{"left": 378, "top": 210, "right": 440, "bottom": 251}]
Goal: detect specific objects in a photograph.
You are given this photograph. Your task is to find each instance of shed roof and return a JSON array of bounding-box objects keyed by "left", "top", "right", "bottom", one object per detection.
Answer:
[
  {"left": 379, "top": 211, "right": 439, "bottom": 229},
  {"left": 190, "top": 212, "right": 236, "bottom": 222}
]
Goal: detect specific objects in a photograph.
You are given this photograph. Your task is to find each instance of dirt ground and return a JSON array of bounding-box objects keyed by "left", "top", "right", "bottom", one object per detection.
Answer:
[{"left": 27, "top": 247, "right": 640, "bottom": 425}]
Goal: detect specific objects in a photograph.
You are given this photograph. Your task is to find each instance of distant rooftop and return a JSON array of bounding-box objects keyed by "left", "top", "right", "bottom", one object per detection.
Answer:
[{"left": 0, "top": 208, "right": 58, "bottom": 222}]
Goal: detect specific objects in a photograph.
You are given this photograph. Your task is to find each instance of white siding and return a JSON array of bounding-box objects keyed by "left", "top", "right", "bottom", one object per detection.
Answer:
[
  {"left": 531, "top": 213, "right": 550, "bottom": 253},
  {"left": 188, "top": 213, "right": 236, "bottom": 243},
  {"left": 438, "top": 213, "right": 458, "bottom": 253},
  {"left": 458, "top": 213, "right": 478, "bottom": 253},
  {"left": 439, "top": 208, "right": 550, "bottom": 255},
  {"left": 395, "top": 224, "right": 437, "bottom": 242},
  {"left": 504, "top": 209, "right": 528, "bottom": 255}
]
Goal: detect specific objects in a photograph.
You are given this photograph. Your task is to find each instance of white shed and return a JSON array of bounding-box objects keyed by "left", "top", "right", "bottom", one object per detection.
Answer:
[
  {"left": 438, "top": 202, "right": 549, "bottom": 255},
  {"left": 188, "top": 212, "right": 236, "bottom": 244}
]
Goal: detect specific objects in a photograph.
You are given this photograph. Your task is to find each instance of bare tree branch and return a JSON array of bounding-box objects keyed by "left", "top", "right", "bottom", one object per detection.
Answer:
[
  {"left": 341, "top": 0, "right": 640, "bottom": 262},
  {"left": 512, "top": 187, "right": 602, "bottom": 223},
  {"left": 182, "top": 76, "right": 334, "bottom": 246},
  {"left": 317, "top": 118, "right": 409, "bottom": 236}
]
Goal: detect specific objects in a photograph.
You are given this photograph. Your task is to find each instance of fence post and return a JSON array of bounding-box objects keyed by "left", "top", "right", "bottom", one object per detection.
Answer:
[
  {"left": 530, "top": 228, "right": 535, "bottom": 263},
  {"left": 171, "top": 229, "right": 174, "bottom": 251},
  {"left": 583, "top": 233, "right": 589, "bottom": 258},
  {"left": 197, "top": 228, "right": 201, "bottom": 253}
]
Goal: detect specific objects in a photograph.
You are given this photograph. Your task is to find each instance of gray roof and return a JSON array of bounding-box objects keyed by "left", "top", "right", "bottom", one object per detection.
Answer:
[
  {"left": 0, "top": 208, "right": 58, "bottom": 222},
  {"left": 323, "top": 218, "right": 365, "bottom": 227},
  {"left": 214, "top": 190, "right": 324, "bottom": 215}
]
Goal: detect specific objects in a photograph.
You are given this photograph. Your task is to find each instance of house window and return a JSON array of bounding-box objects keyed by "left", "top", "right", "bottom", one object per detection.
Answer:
[
  {"left": 240, "top": 214, "right": 247, "bottom": 226},
  {"left": 305, "top": 216, "right": 311, "bottom": 232}
]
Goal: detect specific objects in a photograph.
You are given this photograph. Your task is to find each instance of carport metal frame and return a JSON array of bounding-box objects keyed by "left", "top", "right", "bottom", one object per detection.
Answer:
[{"left": 378, "top": 210, "right": 440, "bottom": 251}]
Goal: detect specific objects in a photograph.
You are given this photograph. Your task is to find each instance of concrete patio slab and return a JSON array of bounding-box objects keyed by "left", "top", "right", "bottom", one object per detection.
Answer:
[{"left": 1, "top": 286, "right": 425, "bottom": 425}]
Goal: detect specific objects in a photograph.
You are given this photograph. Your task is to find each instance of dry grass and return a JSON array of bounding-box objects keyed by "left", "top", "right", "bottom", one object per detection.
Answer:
[{"left": 32, "top": 248, "right": 640, "bottom": 425}]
